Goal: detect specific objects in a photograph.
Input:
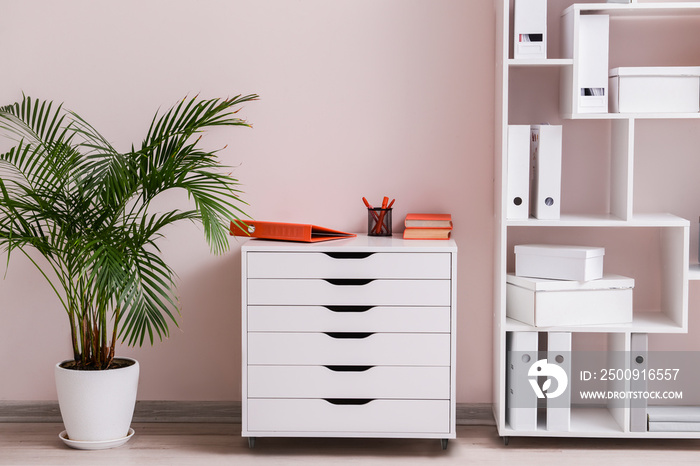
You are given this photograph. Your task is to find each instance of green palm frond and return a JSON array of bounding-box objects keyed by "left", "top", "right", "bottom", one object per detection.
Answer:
[{"left": 0, "top": 93, "right": 257, "bottom": 369}]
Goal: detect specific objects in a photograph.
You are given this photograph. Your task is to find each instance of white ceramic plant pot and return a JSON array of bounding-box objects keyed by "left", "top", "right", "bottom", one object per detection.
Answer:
[{"left": 55, "top": 358, "right": 139, "bottom": 445}]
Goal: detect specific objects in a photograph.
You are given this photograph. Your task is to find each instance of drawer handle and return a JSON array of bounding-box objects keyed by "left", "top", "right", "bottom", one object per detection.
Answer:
[
  {"left": 324, "top": 252, "right": 374, "bottom": 259},
  {"left": 324, "top": 398, "right": 373, "bottom": 406},
  {"left": 324, "top": 279, "right": 374, "bottom": 286},
  {"left": 324, "top": 305, "right": 374, "bottom": 313},
  {"left": 324, "top": 365, "right": 374, "bottom": 372},
  {"left": 324, "top": 332, "right": 373, "bottom": 339}
]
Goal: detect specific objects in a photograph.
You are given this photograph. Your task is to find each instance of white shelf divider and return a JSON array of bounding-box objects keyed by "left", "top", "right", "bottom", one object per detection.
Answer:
[
  {"left": 563, "top": 112, "right": 700, "bottom": 120},
  {"left": 507, "top": 213, "right": 689, "bottom": 228},
  {"left": 508, "top": 58, "right": 574, "bottom": 67},
  {"left": 611, "top": 119, "right": 634, "bottom": 221},
  {"left": 505, "top": 311, "right": 685, "bottom": 334}
]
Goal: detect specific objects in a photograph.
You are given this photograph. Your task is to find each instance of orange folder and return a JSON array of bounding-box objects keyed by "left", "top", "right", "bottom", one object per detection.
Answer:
[{"left": 230, "top": 221, "right": 356, "bottom": 243}]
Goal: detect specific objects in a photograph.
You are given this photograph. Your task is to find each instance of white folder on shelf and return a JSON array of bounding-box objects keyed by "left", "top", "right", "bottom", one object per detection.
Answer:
[
  {"left": 529, "top": 125, "right": 562, "bottom": 220},
  {"left": 577, "top": 14, "right": 609, "bottom": 113},
  {"left": 513, "top": 0, "right": 547, "bottom": 59},
  {"left": 506, "top": 125, "right": 531, "bottom": 220},
  {"left": 546, "top": 332, "right": 571, "bottom": 432},
  {"left": 506, "top": 331, "right": 538, "bottom": 431},
  {"left": 630, "top": 333, "right": 648, "bottom": 432}
]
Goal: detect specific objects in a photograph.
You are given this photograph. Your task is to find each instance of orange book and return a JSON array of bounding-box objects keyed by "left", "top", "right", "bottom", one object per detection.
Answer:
[
  {"left": 404, "top": 213, "right": 453, "bottom": 229},
  {"left": 403, "top": 228, "right": 452, "bottom": 240},
  {"left": 230, "top": 221, "right": 356, "bottom": 243}
]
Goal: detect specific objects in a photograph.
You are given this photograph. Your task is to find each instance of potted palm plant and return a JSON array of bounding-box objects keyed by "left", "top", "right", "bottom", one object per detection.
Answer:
[{"left": 0, "top": 94, "right": 257, "bottom": 448}]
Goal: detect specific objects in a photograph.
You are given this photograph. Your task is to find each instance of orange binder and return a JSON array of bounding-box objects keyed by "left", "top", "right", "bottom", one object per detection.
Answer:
[{"left": 230, "top": 221, "right": 356, "bottom": 243}]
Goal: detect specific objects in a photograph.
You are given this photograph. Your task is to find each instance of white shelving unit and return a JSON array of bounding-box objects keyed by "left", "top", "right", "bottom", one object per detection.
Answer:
[{"left": 495, "top": 0, "right": 698, "bottom": 441}]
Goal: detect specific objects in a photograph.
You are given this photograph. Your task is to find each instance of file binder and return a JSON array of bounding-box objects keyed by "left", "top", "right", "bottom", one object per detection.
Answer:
[
  {"left": 506, "top": 331, "right": 538, "bottom": 431},
  {"left": 529, "top": 125, "right": 562, "bottom": 220},
  {"left": 513, "top": 0, "right": 547, "bottom": 59},
  {"left": 230, "top": 221, "right": 356, "bottom": 243},
  {"left": 630, "top": 333, "right": 648, "bottom": 432},
  {"left": 506, "top": 125, "right": 531, "bottom": 220},
  {"left": 546, "top": 332, "right": 571, "bottom": 432},
  {"left": 577, "top": 14, "right": 609, "bottom": 113}
]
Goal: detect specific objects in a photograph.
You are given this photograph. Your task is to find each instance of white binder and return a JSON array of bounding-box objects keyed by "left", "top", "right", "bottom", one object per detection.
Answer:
[
  {"left": 513, "top": 0, "right": 547, "bottom": 59},
  {"left": 546, "top": 332, "right": 571, "bottom": 431},
  {"left": 506, "top": 125, "right": 531, "bottom": 220},
  {"left": 506, "top": 331, "right": 538, "bottom": 431},
  {"left": 530, "top": 125, "right": 562, "bottom": 220},
  {"left": 630, "top": 333, "right": 648, "bottom": 432},
  {"left": 577, "top": 14, "right": 609, "bottom": 113}
]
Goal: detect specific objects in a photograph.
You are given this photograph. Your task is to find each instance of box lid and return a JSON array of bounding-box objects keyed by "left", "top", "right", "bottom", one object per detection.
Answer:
[
  {"left": 609, "top": 66, "right": 700, "bottom": 78},
  {"left": 514, "top": 244, "right": 605, "bottom": 259},
  {"left": 506, "top": 273, "right": 634, "bottom": 291}
]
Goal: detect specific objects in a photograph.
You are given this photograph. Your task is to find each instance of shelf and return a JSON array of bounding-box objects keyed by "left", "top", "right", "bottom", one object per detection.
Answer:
[
  {"left": 563, "top": 112, "right": 700, "bottom": 120},
  {"left": 502, "top": 407, "right": 700, "bottom": 438},
  {"left": 506, "top": 213, "right": 689, "bottom": 228},
  {"left": 508, "top": 58, "right": 573, "bottom": 67},
  {"left": 569, "top": 408, "right": 622, "bottom": 435},
  {"left": 503, "top": 408, "right": 622, "bottom": 437},
  {"left": 568, "top": 2, "right": 700, "bottom": 17},
  {"left": 505, "top": 311, "right": 684, "bottom": 334}
]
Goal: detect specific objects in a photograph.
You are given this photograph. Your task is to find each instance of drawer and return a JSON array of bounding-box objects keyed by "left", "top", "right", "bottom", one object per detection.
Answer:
[
  {"left": 247, "top": 279, "right": 451, "bottom": 306},
  {"left": 246, "top": 252, "right": 451, "bottom": 279},
  {"left": 247, "top": 306, "right": 451, "bottom": 333},
  {"left": 247, "top": 333, "right": 450, "bottom": 366},
  {"left": 247, "top": 399, "right": 450, "bottom": 434},
  {"left": 248, "top": 366, "right": 450, "bottom": 399}
]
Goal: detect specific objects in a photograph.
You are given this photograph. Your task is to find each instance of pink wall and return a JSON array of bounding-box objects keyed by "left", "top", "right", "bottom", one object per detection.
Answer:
[{"left": 0, "top": 0, "right": 495, "bottom": 401}]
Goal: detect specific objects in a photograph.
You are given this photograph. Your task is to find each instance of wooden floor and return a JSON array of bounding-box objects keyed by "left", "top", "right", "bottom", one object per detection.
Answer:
[{"left": 2, "top": 423, "right": 700, "bottom": 465}]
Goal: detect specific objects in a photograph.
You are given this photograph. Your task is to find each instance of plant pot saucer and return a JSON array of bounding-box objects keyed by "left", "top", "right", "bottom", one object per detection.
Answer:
[{"left": 59, "top": 428, "right": 135, "bottom": 450}]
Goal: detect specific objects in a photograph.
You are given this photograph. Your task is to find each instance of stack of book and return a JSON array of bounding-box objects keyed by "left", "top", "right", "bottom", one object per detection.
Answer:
[
  {"left": 648, "top": 406, "right": 700, "bottom": 432},
  {"left": 403, "top": 213, "right": 453, "bottom": 240}
]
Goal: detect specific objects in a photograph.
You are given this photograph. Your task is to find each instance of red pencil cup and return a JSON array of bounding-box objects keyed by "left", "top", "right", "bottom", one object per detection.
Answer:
[{"left": 368, "top": 208, "right": 392, "bottom": 236}]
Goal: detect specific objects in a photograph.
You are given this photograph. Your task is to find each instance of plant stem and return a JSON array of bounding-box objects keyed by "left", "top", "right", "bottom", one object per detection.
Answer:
[{"left": 107, "top": 306, "right": 119, "bottom": 368}]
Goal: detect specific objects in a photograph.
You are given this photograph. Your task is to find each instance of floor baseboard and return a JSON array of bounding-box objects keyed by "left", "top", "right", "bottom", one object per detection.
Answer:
[{"left": 0, "top": 401, "right": 495, "bottom": 425}]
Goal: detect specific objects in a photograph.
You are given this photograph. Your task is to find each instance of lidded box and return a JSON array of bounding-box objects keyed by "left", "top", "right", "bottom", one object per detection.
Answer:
[
  {"left": 609, "top": 67, "right": 700, "bottom": 113},
  {"left": 515, "top": 244, "right": 604, "bottom": 281},
  {"left": 506, "top": 273, "right": 634, "bottom": 327}
]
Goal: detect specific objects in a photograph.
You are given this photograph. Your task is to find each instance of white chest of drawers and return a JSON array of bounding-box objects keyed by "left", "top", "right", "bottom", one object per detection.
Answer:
[{"left": 241, "top": 235, "right": 457, "bottom": 449}]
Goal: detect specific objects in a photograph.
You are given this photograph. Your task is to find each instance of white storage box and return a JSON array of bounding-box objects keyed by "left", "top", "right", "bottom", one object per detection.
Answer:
[
  {"left": 609, "top": 67, "right": 700, "bottom": 113},
  {"left": 515, "top": 244, "right": 604, "bottom": 281},
  {"left": 506, "top": 274, "right": 634, "bottom": 327}
]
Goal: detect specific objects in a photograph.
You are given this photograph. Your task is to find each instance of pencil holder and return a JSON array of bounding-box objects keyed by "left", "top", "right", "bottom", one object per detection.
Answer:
[{"left": 368, "top": 208, "right": 392, "bottom": 236}]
